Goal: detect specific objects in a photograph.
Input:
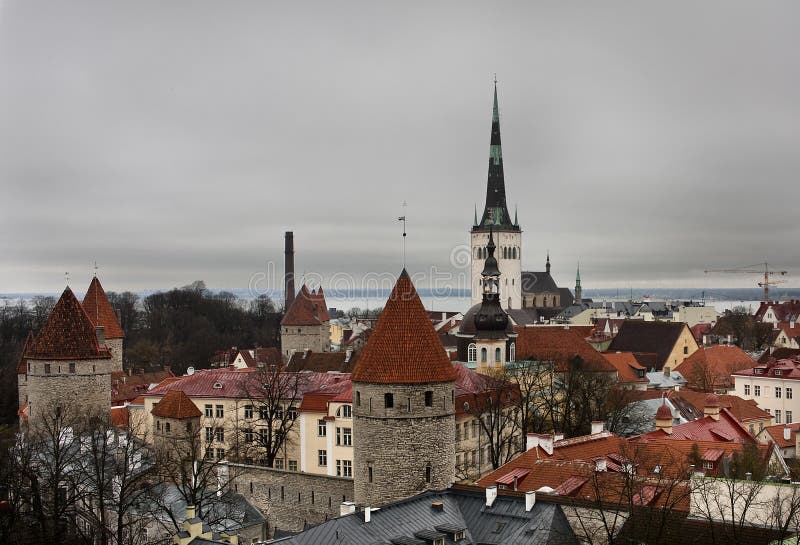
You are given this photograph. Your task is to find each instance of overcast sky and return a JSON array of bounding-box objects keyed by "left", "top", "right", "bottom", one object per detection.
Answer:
[{"left": 2, "top": 1, "right": 799, "bottom": 295}]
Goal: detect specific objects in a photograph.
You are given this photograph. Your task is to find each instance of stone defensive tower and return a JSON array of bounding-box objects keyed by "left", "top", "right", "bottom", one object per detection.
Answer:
[
  {"left": 280, "top": 284, "right": 330, "bottom": 360},
  {"left": 24, "top": 287, "right": 113, "bottom": 427},
  {"left": 352, "top": 269, "right": 456, "bottom": 507},
  {"left": 82, "top": 276, "right": 125, "bottom": 372}
]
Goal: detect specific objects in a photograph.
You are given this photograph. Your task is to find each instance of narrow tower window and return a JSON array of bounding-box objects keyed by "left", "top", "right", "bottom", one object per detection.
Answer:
[
  {"left": 495, "top": 347, "right": 502, "bottom": 362},
  {"left": 425, "top": 391, "right": 433, "bottom": 407},
  {"left": 481, "top": 348, "right": 487, "bottom": 363},
  {"left": 425, "top": 463, "right": 432, "bottom": 483},
  {"left": 384, "top": 393, "right": 394, "bottom": 409}
]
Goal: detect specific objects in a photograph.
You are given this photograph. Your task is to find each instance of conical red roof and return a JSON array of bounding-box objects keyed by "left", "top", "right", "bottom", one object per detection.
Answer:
[
  {"left": 151, "top": 389, "right": 201, "bottom": 419},
  {"left": 27, "top": 287, "right": 111, "bottom": 360},
  {"left": 17, "top": 331, "right": 35, "bottom": 374},
  {"left": 352, "top": 270, "right": 455, "bottom": 384},
  {"left": 82, "top": 277, "right": 124, "bottom": 339},
  {"left": 281, "top": 284, "right": 324, "bottom": 326}
]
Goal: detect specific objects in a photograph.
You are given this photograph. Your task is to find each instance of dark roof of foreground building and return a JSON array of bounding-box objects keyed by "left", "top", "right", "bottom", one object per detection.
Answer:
[
  {"left": 272, "top": 487, "right": 578, "bottom": 545},
  {"left": 82, "top": 276, "right": 125, "bottom": 339},
  {"left": 352, "top": 270, "right": 456, "bottom": 384},
  {"left": 286, "top": 350, "right": 358, "bottom": 373},
  {"left": 608, "top": 320, "right": 694, "bottom": 370},
  {"left": 27, "top": 287, "right": 112, "bottom": 361}
]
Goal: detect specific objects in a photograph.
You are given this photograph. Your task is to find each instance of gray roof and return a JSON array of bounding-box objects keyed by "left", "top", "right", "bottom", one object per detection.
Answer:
[
  {"left": 507, "top": 308, "right": 540, "bottom": 326},
  {"left": 521, "top": 271, "right": 559, "bottom": 294},
  {"left": 459, "top": 302, "right": 516, "bottom": 338},
  {"left": 645, "top": 370, "right": 687, "bottom": 389},
  {"left": 558, "top": 288, "right": 574, "bottom": 308},
  {"left": 272, "top": 488, "right": 579, "bottom": 545}
]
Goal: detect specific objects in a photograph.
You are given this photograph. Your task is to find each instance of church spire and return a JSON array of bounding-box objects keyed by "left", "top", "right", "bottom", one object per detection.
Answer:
[
  {"left": 575, "top": 262, "right": 582, "bottom": 303},
  {"left": 475, "top": 81, "right": 516, "bottom": 232},
  {"left": 546, "top": 251, "right": 551, "bottom": 274}
]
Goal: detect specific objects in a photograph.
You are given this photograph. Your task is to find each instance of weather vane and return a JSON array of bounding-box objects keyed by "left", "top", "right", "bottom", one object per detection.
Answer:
[
  {"left": 93, "top": 260, "right": 98, "bottom": 278},
  {"left": 65, "top": 271, "right": 70, "bottom": 286},
  {"left": 398, "top": 201, "right": 407, "bottom": 267}
]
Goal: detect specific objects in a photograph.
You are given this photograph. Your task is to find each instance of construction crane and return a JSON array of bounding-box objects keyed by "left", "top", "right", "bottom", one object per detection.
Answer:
[{"left": 704, "top": 262, "right": 788, "bottom": 302}]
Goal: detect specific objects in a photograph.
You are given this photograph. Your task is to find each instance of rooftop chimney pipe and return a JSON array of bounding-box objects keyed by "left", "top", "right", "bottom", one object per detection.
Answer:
[{"left": 285, "top": 231, "right": 295, "bottom": 311}]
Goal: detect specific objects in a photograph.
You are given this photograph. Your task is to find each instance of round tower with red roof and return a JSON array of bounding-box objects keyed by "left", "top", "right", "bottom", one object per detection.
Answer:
[
  {"left": 24, "top": 286, "right": 113, "bottom": 427},
  {"left": 352, "top": 270, "right": 456, "bottom": 506}
]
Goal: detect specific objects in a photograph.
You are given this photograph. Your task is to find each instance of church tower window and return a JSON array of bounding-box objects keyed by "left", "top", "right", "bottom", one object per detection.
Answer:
[
  {"left": 481, "top": 348, "right": 487, "bottom": 363},
  {"left": 384, "top": 393, "right": 394, "bottom": 409},
  {"left": 510, "top": 343, "right": 516, "bottom": 362},
  {"left": 468, "top": 343, "right": 477, "bottom": 363},
  {"left": 495, "top": 347, "right": 501, "bottom": 362}
]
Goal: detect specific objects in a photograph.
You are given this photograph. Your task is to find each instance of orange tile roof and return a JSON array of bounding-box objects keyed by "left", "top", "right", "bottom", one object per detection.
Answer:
[
  {"left": 674, "top": 345, "right": 755, "bottom": 390},
  {"left": 281, "top": 285, "right": 326, "bottom": 326},
  {"left": 151, "top": 389, "right": 202, "bottom": 419},
  {"left": 639, "top": 408, "right": 754, "bottom": 443},
  {"left": 17, "top": 331, "right": 34, "bottom": 374},
  {"left": 81, "top": 277, "right": 125, "bottom": 339},
  {"left": 26, "top": 287, "right": 111, "bottom": 361},
  {"left": 602, "top": 351, "right": 648, "bottom": 383},
  {"left": 515, "top": 326, "right": 616, "bottom": 372},
  {"left": 763, "top": 423, "right": 800, "bottom": 448},
  {"left": 312, "top": 287, "right": 330, "bottom": 322},
  {"left": 352, "top": 270, "right": 456, "bottom": 384},
  {"left": 110, "top": 406, "right": 130, "bottom": 428}
]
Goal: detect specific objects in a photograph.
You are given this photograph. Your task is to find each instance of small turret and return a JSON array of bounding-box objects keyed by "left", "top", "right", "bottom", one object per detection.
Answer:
[
  {"left": 704, "top": 393, "right": 721, "bottom": 421},
  {"left": 655, "top": 400, "right": 673, "bottom": 434}
]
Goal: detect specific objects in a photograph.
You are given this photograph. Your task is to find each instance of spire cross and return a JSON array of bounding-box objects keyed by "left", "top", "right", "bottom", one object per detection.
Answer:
[{"left": 65, "top": 271, "right": 70, "bottom": 286}]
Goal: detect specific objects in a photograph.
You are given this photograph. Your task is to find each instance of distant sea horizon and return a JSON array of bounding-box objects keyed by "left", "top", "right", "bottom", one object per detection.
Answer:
[{"left": 2, "top": 287, "right": 799, "bottom": 315}]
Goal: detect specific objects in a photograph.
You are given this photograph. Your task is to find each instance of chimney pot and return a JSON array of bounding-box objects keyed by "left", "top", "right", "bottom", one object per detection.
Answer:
[
  {"left": 591, "top": 421, "right": 604, "bottom": 435},
  {"left": 340, "top": 501, "right": 356, "bottom": 517},
  {"left": 595, "top": 459, "right": 607, "bottom": 472},
  {"left": 431, "top": 501, "right": 444, "bottom": 512},
  {"left": 526, "top": 433, "right": 540, "bottom": 451},
  {"left": 285, "top": 231, "right": 296, "bottom": 311},
  {"left": 485, "top": 486, "right": 498, "bottom": 507},
  {"left": 525, "top": 491, "right": 536, "bottom": 512},
  {"left": 186, "top": 505, "right": 196, "bottom": 520}
]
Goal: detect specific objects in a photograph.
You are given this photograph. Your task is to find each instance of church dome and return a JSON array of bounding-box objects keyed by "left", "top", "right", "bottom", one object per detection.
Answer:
[{"left": 459, "top": 301, "right": 515, "bottom": 340}]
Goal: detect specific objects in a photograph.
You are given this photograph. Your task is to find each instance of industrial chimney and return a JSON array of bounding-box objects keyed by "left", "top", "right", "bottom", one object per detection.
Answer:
[{"left": 284, "top": 231, "right": 295, "bottom": 310}]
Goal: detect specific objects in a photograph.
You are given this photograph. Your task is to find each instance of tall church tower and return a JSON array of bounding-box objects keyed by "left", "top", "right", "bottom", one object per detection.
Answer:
[
  {"left": 352, "top": 270, "right": 456, "bottom": 507},
  {"left": 471, "top": 83, "right": 521, "bottom": 310}
]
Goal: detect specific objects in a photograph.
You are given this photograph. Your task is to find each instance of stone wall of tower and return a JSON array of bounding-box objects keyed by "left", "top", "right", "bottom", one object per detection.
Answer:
[
  {"left": 353, "top": 381, "right": 455, "bottom": 507},
  {"left": 281, "top": 324, "right": 330, "bottom": 360},
  {"left": 106, "top": 337, "right": 124, "bottom": 373},
  {"left": 471, "top": 230, "right": 522, "bottom": 310},
  {"left": 26, "top": 357, "right": 111, "bottom": 427},
  {"left": 18, "top": 372, "right": 28, "bottom": 408},
  {"left": 152, "top": 415, "right": 200, "bottom": 457}
]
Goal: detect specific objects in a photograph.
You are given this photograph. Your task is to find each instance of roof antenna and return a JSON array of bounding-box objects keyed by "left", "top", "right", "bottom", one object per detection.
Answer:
[{"left": 398, "top": 200, "right": 407, "bottom": 268}]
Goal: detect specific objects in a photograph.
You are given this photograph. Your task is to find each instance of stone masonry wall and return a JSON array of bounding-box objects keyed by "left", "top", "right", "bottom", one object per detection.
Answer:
[
  {"left": 228, "top": 462, "right": 354, "bottom": 536},
  {"left": 27, "top": 357, "right": 112, "bottom": 427},
  {"left": 106, "top": 337, "right": 124, "bottom": 373},
  {"left": 18, "top": 372, "right": 27, "bottom": 408},
  {"left": 353, "top": 381, "right": 455, "bottom": 506},
  {"left": 281, "top": 324, "right": 329, "bottom": 360}
]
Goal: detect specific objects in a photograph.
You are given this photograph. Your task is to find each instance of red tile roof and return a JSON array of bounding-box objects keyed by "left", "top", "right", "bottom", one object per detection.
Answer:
[
  {"left": 17, "top": 331, "right": 34, "bottom": 374},
  {"left": 311, "top": 287, "right": 330, "bottom": 322},
  {"left": 352, "top": 270, "right": 456, "bottom": 384},
  {"left": 26, "top": 287, "right": 111, "bottom": 361},
  {"left": 755, "top": 300, "right": 800, "bottom": 322},
  {"left": 763, "top": 423, "right": 800, "bottom": 448},
  {"left": 111, "top": 369, "right": 174, "bottom": 404},
  {"left": 674, "top": 345, "right": 755, "bottom": 391},
  {"left": 639, "top": 408, "right": 754, "bottom": 443},
  {"left": 602, "top": 351, "right": 648, "bottom": 383},
  {"left": 81, "top": 277, "right": 124, "bottom": 339},
  {"left": 151, "top": 389, "right": 202, "bottom": 419},
  {"left": 281, "top": 284, "right": 326, "bottom": 326},
  {"left": 733, "top": 356, "right": 800, "bottom": 381},
  {"left": 110, "top": 405, "right": 130, "bottom": 428},
  {"left": 515, "top": 326, "right": 616, "bottom": 373},
  {"left": 235, "top": 347, "right": 282, "bottom": 368},
  {"left": 690, "top": 323, "right": 713, "bottom": 342}
]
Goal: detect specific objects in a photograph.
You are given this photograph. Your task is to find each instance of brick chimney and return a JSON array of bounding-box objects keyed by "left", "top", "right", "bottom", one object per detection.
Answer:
[
  {"left": 284, "top": 231, "right": 295, "bottom": 311},
  {"left": 703, "top": 393, "right": 721, "bottom": 421}
]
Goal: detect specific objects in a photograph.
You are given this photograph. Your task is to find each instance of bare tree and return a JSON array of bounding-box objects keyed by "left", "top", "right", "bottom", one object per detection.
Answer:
[
  {"left": 234, "top": 365, "right": 305, "bottom": 468},
  {"left": 465, "top": 373, "right": 523, "bottom": 469}
]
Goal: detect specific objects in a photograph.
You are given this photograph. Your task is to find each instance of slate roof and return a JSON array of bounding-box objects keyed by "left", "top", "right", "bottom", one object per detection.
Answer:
[
  {"left": 82, "top": 277, "right": 125, "bottom": 339},
  {"left": 272, "top": 487, "right": 578, "bottom": 545},
  {"left": 608, "top": 320, "right": 695, "bottom": 370},
  {"left": 286, "top": 350, "right": 357, "bottom": 373},
  {"left": 352, "top": 270, "right": 456, "bottom": 384},
  {"left": 281, "top": 285, "right": 327, "bottom": 326},
  {"left": 521, "top": 271, "right": 559, "bottom": 294},
  {"left": 26, "top": 287, "right": 112, "bottom": 361},
  {"left": 515, "top": 326, "right": 616, "bottom": 373},
  {"left": 674, "top": 345, "right": 755, "bottom": 391},
  {"left": 151, "top": 389, "right": 202, "bottom": 419}
]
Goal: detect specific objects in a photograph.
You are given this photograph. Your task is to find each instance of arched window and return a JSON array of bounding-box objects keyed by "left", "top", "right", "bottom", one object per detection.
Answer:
[
  {"left": 495, "top": 347, "right": 501, "bottom": 362},
  {"left": 468, "top": 343, "right": 477, "bottom": 363},
  {"left": 510, "top": 342, "right": 516, "bottom": 362},
  {"left": 512, "top": 247, "right": 517, "bottom": 259},
  {"left": 481, "top": 347, "right": 487, "bottom": 363},
  {"left": 165, "top": 422, "right": 171, "bottom": 433}
]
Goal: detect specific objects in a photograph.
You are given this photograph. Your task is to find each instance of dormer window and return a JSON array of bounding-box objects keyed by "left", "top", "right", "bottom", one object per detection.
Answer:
[
  {"left": 775, "top": 370, "right": 782, "bottom": 376},
  {"left": 213, "top": 382, "right": 223, "bottom": 389}
]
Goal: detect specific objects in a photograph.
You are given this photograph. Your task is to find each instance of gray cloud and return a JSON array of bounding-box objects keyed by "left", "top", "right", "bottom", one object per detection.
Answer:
[{"left": 2, "top": 0, "right": 799, "bottom": 294}]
